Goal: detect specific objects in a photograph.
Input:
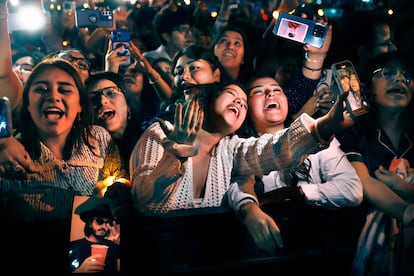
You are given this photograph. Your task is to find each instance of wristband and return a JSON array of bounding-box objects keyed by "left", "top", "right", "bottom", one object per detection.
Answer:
[
  {"left": 303, "top": 64, "right": 323, "bottom": 72},
  {"left": 305, "top": 51, "right": 326, "bottom": 63},
  {"left": 149, "top": 72, "right": 160, "bottom": 85}
]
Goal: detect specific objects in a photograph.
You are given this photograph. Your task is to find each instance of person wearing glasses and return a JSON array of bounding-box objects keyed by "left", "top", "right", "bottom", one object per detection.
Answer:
[
  {"left": 69, "top": 196, "right": 120, "bottom": 273},
  {"left": 335, "top": 52, "right": 414, "bottom": 276},
  {"left": 338, "top": 9, "right": 397, "bottom": 85},
  {"left": 142, "top": 6, "right": 195, "bottom": 63},
  {"left": 0, "top": 57, "right": 126, "bottom": 273},
  {"left": 46, "top": 49, "right": 92, "bottom": 83},
  {"left": 85, "top": 71, "right": 142, "bottom": 176}
]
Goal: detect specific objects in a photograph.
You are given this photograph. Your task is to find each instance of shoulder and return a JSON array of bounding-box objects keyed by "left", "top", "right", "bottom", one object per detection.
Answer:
[{"left": 89, "top": 125, "right": 112, "bottom": 142}]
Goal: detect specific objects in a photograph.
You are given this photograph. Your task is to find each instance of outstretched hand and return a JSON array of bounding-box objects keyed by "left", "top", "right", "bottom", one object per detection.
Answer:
[{"left": 158, "top": 100, "right": 204, "bottom": 145}]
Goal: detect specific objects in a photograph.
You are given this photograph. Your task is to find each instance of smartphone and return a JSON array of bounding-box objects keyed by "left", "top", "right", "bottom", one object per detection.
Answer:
[
  {"left": 331, "top": 60, "right": 369, "bottom": 117},
  {"left": 0, "top": 97, "right": 13, "bottom": 138},
  {"left": 111, "top": 30, "right": 131, "bottom": 66},
  {"left": 273, "top": 12, "right": 328, "bottom": 48},
  {"left": 75, "top": 7, "right": 114, "bottom": 28}
]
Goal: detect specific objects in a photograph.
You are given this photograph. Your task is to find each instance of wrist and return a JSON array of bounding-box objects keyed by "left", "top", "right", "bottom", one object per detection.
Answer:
[
  {"left": 239, "top": 200, "right": 257, "bottom": 221},
  {"left": 149, "top": 72, "right": 160, "bottom": 85},
  {"left": 312, "top": 118, "right": 333, "bottom": 147},
  {"left": 305, "top": 51, "right": 327, "bottom": 63}
]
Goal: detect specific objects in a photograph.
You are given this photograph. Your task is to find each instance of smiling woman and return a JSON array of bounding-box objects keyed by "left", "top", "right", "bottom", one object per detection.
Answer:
[{"left": 0, "top": 57, "right": 126, "bottom": 273}]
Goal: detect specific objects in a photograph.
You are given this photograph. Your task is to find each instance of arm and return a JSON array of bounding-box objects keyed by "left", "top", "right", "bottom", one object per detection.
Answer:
[
  {"left": 129, "top": 122, "right": 188, "bottom": 214},
  {"left": 129, "top": 42, "right": 173, "bottom": 102},
  {"left": 212, "top": 0, "right": 231, "bottom": 38},
  {"left": 0, "top": 0, "right": 23, "bottom": 110},
  {"left": 233, "top": 94, "right": 352, "bottom": 176},
  {"left": 130, "top": 101, "right": 203, "bottom": 214},
  {"left": 352, "top": 161, "right": 408, "bottom": 221},
  {"left": 374, "top": 165, "right": 414, "bottom": 200},
  {"left": 299, "top": 138, "right": 363, "bottom": 208},
  {"left": 227, "top": 175, "right": 284, "bottom": 253},
  {"left": 286, "top": 24, "right": 333, "bottom": 121}
]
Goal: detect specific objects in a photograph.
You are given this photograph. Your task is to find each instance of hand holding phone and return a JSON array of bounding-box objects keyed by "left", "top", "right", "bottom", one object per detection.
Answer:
[
  {"left": 273, "top": 12, "right": 328, "bottom": 48},
  {"left": 331, "top": 60, "right": 369, "bottom": 117},
  {"left": 111, "top": 30, "right": 131, "bottom": 67}
]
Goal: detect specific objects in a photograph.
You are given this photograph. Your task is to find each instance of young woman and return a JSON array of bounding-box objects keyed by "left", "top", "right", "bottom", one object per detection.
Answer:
[
  {"left": 336, "top": 52, "right": 414, "bottom": 275},
  {"left": 227, "top": 76, "right": 363, "bottom": 253},
  {"left": 129, "top": 47, "right": 353, "bottom": 215},
  {"left": 0, "top": 57, "right": 125, "bottom": 274},
  {"left": 85, "top": 71, "right": 142, "bottom": 174}
]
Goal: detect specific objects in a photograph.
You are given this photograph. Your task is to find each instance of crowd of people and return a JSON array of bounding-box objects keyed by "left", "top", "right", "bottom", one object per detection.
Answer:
[{"left": 0, "top": 0, "right": 413, "bottom": 274}]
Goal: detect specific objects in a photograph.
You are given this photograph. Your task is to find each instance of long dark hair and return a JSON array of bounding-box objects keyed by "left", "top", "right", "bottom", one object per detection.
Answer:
[
  {"left": 85, "top": 71, "right": 143, "bottom": 169},
  {"left": 19, "top": 58, "right": 95, "bottom": 160}
]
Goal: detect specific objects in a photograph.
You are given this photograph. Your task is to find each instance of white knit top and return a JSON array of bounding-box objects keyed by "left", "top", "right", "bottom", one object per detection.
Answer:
[{"left": 130, "top": 113, "right": 323, "bottom": 215}]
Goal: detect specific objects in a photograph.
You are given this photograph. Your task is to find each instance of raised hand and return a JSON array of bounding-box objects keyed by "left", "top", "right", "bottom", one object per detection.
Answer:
[{"left": 158, "top": 100, "right": 204, "bottom": 146}]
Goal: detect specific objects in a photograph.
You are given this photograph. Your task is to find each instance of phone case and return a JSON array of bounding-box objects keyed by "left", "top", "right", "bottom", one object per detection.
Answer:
[
  {"left": 111, "top": 30, "right": 131, "bottom": 66},
  {"left": 0, "top": 97, "right": 13, "bottom": 138},
  {"left": 331, "top": 60, "right": 369, "bottom": 117},
  {"left": 273, "top": 12, "right": 328, "bottom": 48}
]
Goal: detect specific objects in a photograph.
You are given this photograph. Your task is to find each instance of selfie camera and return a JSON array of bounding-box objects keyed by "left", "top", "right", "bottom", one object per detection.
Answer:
[{"left": 75, "top": 8, "right": 114, "bottom": 28}]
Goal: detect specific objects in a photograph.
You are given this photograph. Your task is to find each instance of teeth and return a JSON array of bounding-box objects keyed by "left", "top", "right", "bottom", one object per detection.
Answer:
[
  {"left": 98, "top": 110, "right": 115, "bottom": 119},
  {"left": 44, "top": 107, "right": 64, "bottom": 119},
  {"left": 229, "top": 106, "right": 238, "bottom": 116}
]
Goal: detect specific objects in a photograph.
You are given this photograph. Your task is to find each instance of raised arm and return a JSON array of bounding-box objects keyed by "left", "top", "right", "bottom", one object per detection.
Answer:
[{"left": 0, "top": 0, "right": 23, "bottom": 110}]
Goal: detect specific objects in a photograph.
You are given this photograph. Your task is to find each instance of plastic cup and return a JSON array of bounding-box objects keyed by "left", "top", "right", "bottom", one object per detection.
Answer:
[{"left": 91, "top": 244, "right": 109, "bottom": 263}]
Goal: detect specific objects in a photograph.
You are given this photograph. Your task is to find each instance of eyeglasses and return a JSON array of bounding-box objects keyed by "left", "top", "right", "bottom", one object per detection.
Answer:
[
  {"left": 13, "top": 63, "right": 34, "bottom": 72},
  {"left": 172, "top": 26, "right": 194, "bottom": 35},
  {"left": 94, "top": 217, "right": 112, "bottom": 226},
  {"left": 89, "top": 86, "right": 122, "bottom": 104},
  {"left": 373, "top": 67, "right": 413, "bottom": 84},
  {"left": 58, "top": 52, "right": 90, "bottom": 71}
]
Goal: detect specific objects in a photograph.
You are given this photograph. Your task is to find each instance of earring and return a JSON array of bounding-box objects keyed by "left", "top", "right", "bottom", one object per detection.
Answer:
[{"left": 127, "top": 111, "right": 131, "bottom": 120}]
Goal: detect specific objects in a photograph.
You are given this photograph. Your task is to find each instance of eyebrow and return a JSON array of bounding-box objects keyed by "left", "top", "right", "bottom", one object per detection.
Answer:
[
  {"left": 32, "top": 80, "right": 76, "bottom": 87},
  {"left": 249, "top": 83, "right": 281, "bottom": 91}
]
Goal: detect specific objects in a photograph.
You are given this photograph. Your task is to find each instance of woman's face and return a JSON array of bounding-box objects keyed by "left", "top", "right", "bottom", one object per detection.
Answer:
[
  {"left": 173, "top": 55, "right": 220, "bottom": 100},
  {"left": 207, "top": 84, "right": 247, "bottom": 135},
  {"left": 89, "top": 79, "right": 129, "bottom": 138},
  {"left": 58, "top": 50, "right": 90, "bottom": 83},
  {"left": 350, "top": 74, "right": 360, "bottom": 92},
  {"left": 248, "top": 77, "right": 288, "bottom": 134},
  {"left": 213, "top": 30, "right": 245, "bottom": 71},
  {"left": 371, "top": 64, "right": 414, "bottom": 111},
  {"left": 13, "top": 56, "right": 34, "bottom": 85},
  {"left": 27, "top": 67, "right": 82, "bottom": 139}
]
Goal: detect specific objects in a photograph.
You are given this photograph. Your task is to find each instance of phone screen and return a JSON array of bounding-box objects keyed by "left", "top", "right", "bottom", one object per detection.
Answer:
[
  {"left": 331, "top": 60, "right": 369, "bottom": 117},
  {"left": 111, "top": 30, "right": 131, "bottom": 66},
  {"left": 0, "top": 97, "right": 13, "bottom": 138}
]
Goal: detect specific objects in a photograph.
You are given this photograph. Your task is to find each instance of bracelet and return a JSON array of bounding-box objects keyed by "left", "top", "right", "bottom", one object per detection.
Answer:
[
  {"left": 313, "top": 119, "right": 333, "bottom": 147},
  {"left": 303, "top": 64, "right": 323, "bottom": 72},
  {"left": 305, "top": 51, "right": 326, "bottom": 63},
  {"left": 149, "top": 72, "right": 160, "bottom": 85}
]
